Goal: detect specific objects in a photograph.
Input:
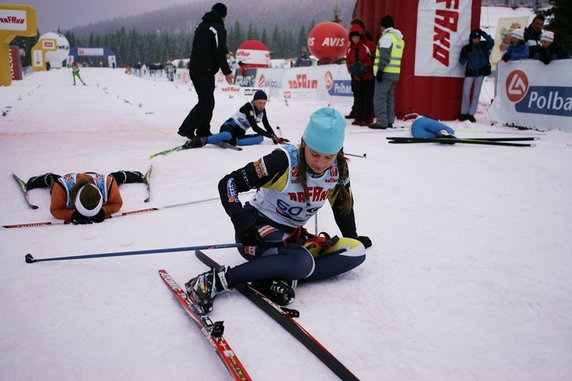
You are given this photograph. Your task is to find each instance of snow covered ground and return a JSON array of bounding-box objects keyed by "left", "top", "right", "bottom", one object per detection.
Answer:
[{"left": 2, "top": 8, "right": 571, "bottom": 381}]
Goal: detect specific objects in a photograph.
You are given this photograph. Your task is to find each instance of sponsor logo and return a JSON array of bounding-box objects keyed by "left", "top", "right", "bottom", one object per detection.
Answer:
[
  {"left": 0, "top": 16, "right": 25, "bottom": 24},
  {"left": 308, "top": 36, "right": 347, "bottom": 48},
  {"left": 288, "top": 74, "right": 317, "bottom": 89},
  {"left": 506, "top": 70, "right": 572, "bottom": 116},
  {"left": 432, "top": 0, "right": 460, "bottom": 67},
  {"left": 283, "top": 91, "right": 291, "bottom": 99},
  {"left": 43, "top": 41, "right": 54, "bottom": 49},
  {"left": 253, "top": 159, "right": 268, "bottom": 179},
  {"left": 515, "top": 86, "right": 572, "bottom": 117},
  {"left": 505, "top": 70, "right": 528, "bottom": 102},
  {"left": 287, "top": 187, "right": 330, "bottom": 203},
  {"left": 324, "top": 71, "right": 334, "bottom": 89},
  {"left": 327, "top": 80, "right": 352, "bottom": 97},
  {"left": 221, "top": 86, "right": 240, "bottom": 92}
]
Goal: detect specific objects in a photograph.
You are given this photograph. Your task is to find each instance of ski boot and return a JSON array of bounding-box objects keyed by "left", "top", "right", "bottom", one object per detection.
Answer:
[
  {"left": 185, "top": 267, "right": 229, "bottom": 312},
  {"left": 252, "top": 279, "right": 297, "bottom": 306}
]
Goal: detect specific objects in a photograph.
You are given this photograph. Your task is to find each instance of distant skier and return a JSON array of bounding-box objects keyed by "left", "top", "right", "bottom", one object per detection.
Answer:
[
  {"left": 71, "top": 62, "right": 86, "bottom": 86},
  {"left": 184, "top": 107, "right": 372, "bottom": 312},
  {"left": 184, "top": 90, "right": 287, "bottom": 148},
  {"left": 25, "top": 170, "right": 146, "bottom": 224}
]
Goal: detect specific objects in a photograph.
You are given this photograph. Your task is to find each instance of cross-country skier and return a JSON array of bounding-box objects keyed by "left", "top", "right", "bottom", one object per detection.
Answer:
[
  {"left": 185, "top": 107, "right": 372, "bottom": 312},
  {"left": 25, "top": 170, "right": 146, "bottom": 224},
  {"left": 71, "top": 62, "right": 86, "bottom": 86},
  {"left": 184, "top": 90, "right": 286, "bottom": 148}
]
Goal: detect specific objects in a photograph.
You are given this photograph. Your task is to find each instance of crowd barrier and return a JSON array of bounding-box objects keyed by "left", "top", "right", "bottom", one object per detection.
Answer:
[{"left": 490, "top": 59, "right": 572, "bottom": 131}]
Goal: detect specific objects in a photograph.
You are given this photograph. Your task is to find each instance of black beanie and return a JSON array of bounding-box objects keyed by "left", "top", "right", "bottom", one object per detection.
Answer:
[
  {"left": 253, "top": 90, "right": 267, "bottom": 101},
  {"left": 212, "top": 3, "right": 227, "bottom": 18},
  {"left": 380, "top": 15, "right": 394, "bottom": 28}
]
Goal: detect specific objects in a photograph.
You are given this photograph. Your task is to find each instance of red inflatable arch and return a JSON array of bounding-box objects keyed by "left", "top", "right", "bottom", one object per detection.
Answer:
[
  {"left": 353, "top": 0, "right": 482, "bottom": 120},
  {"left": 236, "top": 40, "right": 271, "bottom": 69}
]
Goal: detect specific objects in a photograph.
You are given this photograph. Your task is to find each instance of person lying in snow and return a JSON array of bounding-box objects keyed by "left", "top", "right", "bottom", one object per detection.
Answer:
[
  {"left": 185, "top": 107, "right": 372, "bottom": 312},
  {"left": 25, "top": 170, "right": 146, "bottom": 224},
  {"left": 183, "top": 90, "right": 288, "bottom": 149}
]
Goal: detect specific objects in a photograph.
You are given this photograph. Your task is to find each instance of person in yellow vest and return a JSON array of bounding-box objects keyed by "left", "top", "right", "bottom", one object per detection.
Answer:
[{"left": 369, "top": 15, "right": 405, "bottom": 130}]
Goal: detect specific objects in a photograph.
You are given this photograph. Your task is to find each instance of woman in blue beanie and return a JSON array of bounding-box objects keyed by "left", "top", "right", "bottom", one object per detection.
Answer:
[
  {"left": 184, "top": 90, "right": 284, "bottom": 148},
  {"left": 186, "top": 107, "right": 372, "bottom": 312}
]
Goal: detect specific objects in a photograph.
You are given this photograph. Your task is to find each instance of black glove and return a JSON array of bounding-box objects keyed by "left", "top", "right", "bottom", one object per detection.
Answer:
[
  {"left": 502, "top": 53, "right": 511, "bottom": 62},
  {"left": 71, "top": 211, "right": 93, "bottom": 225},
  {"left": 231, "top": 210, "right": 265, "bottom": 246},
  {"left": 90, "top": 209, "right": 106, "bottom": 223},
  {"left": 376, "top": 70, "right": 383, "bottom": 83},
  {"left": 357, "top": 236, "right": 372, "bottom": 249},
  {"left": 236, "top": 224, "right": 266, "bottom": 246},
  {"left": 476, "top": 27, "right": 484, "bottom": 36},
  {"left": 272, "top": 136, "right": 289, "bottom": 144}
]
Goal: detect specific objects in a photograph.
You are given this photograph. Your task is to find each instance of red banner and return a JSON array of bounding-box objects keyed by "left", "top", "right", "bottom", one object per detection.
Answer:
[{"left": 9, "top": 45, "right": 23, "bottom": 80}]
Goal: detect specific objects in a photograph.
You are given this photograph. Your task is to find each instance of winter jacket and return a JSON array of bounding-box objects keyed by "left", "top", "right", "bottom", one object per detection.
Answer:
[
  {"left": 459, "top": 31, "right": 494, "bottom": 77},
  {"left": 221, "top": 102, "right": 276, "bottom": 139},
  {"left": 375, "top": 27, "right": 405, "bottom": 82},
  {"left": 524, "top": 24, "right": 542, "bottom": 58},
  {"left": 189, "top": 10, "right": 231, "bottom": 75},
  {"left": 50, "top": 173, "right": 121, "bottom": 220},
  {"left": 346, "top": 24, "right": 374, "bottom": 81},
  {"left": 532, "top": 42, "right": 571, "bottom": 64},
  {"left": 501, "top": 42, "right": 529, "bottom": 62}
]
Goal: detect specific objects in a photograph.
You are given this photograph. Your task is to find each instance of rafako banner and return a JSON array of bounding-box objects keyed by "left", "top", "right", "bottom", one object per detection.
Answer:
[{"left": 491, "top": 59, "right": 572, "bottom": 131}]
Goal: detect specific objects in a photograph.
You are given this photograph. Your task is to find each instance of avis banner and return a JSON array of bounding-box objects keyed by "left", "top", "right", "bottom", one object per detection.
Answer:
[{"left": 490, "top": 59, "right": 572, "bottom": 131}]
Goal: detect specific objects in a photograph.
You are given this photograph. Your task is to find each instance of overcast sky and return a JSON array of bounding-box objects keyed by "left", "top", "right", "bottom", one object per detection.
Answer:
[{"left": 8, "top": 0, "right": 198, "bottom": 33}]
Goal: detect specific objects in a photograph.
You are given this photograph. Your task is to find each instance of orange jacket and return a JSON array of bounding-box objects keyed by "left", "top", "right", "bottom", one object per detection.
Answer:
[{"left": 50, "top": 173, "right": 122, "bottom": 220}]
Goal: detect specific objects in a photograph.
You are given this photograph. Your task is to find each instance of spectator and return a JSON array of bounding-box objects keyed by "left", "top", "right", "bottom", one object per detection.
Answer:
[
  {"left": 346, "top": 18, "right": 377, "bottom": 120},
  {"left": 501, "top": 29, "right": 529, "bottom": 62},
  {"left": 294, "top": 47, "right": 313, "bottom": 67},
  {"left": 369, "top": 15, "right": 405, "bottom": 130},
  {"left": 524, "top": 15, "right": 545, "bottom": 58},
  {"left": 458, "top": 28, "right": 494, "bottom": 123},
  {"left": 24, "top": 170, "right": 147, "bottom": 224},
  {"left": 345, "top": 23, "right": 375, "bottom": 126},
  {"left": 533, "top": 30, "right": 570, "bottom": 64},
  {"left": 177, "top": 3, "right": 234, "bottom": 140}
]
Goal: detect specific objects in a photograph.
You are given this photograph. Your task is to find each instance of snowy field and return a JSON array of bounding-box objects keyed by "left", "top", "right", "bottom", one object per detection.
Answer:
[{"left": 1, "top": 9, "right": 572, "bottom": 381}]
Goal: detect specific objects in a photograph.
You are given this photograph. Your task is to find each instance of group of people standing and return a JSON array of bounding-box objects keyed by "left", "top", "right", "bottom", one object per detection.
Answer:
[{"left": 345, "top": 15, "right": 404, "bottom": 130}]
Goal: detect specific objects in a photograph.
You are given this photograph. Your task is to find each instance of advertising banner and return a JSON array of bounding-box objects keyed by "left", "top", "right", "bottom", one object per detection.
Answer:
[
  {"left": 490, "top": 59, "right": 572, "bottom": 131},
  {"left": 414, "top": 0, "right": 473, "bottom": 78},
  {"left": 9, "top": 45, "right": 22, "bottom": 80}
]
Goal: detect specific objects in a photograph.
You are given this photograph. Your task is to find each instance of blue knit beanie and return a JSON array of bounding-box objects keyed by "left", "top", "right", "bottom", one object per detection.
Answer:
[{"left": 303, "top": 108, "right": 346, "bottom": 154}]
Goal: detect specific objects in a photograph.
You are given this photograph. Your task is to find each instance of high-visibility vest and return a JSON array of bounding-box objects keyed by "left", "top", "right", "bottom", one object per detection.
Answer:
[{"left": 375, "top": 30, "right": 405, "bottom": 74}]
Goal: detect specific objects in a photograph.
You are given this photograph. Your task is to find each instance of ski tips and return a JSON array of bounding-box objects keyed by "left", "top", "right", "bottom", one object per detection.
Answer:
[{"left": 25, "top": 253, "right": 36, "bottom": 263}]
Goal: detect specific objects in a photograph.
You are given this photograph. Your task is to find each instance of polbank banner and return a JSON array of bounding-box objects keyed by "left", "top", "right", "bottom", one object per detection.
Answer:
[{"left": 491, "top": 59, "right": 572, "bottom": 131}]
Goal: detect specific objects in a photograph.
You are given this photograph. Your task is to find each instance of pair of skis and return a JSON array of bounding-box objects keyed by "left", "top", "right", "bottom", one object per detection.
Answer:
[
  {"left": 11, "top": 167, "right": 153, "bottom": 211},
  {"left": 160, "top": 250, "right": 359, "bottom": 381},
  {"left": 386, "top": 136, "right": 538, "bottom": 147},
  {"left": 150, "top": 141, "right": 242, "bottom": 159}
]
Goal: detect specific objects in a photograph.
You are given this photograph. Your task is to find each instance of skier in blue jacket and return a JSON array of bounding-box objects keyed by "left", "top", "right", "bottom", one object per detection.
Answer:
[{"left": 458, "top": 28, "right": 494, "bottom": 123}]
